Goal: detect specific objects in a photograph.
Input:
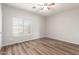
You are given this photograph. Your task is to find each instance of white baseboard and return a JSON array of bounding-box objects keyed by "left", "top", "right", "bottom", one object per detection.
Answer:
[
  {"left": 46, "top": 36, "right": 79, "bottom": 45},
  {"left": 2, "top": 37, "right": 42, "bottom": 47},
  {"left": 2, "top": 37, "right": 79, "bottom": 47}
]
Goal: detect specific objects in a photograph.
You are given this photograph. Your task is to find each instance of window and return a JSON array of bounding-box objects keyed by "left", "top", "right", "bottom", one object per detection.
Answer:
[{"left": 13, "top": 17, "right": 31, "bottom": 36}]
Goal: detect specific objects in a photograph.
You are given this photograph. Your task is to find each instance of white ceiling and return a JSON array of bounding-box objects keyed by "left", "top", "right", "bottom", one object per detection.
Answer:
[{"left": 4, "top": 3, "right": 79, "bottom": 16}]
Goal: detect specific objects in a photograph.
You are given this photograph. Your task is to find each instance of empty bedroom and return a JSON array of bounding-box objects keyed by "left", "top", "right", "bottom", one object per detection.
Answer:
[{"left": 0, "top": 3, "right": 79, "bottom": 55}]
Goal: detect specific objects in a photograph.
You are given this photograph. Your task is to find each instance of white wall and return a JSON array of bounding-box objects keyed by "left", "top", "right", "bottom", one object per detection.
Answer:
[
  {"left": 2, "top": 4, "right": 44, "bottom": 46},
  {"left": 46, "top": 8, "right": 79, "bottom": 45},
  {"left": 40, "top": 17, "right": 46, "bottom": 37},
  {"left": 3, "top": 4, "right": 79, "bottom": 46},
  {"left": 0, "top": 4, "right": 2, "bottom": 48}
]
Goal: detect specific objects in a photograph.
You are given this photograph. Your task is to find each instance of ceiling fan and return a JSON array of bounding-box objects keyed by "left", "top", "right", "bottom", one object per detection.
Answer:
[{"left": 32, "top": 3, "right": 55, "bottom": 10}]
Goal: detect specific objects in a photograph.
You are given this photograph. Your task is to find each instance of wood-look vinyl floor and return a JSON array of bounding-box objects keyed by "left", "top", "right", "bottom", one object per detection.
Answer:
[{"left": 1, "top": 37, "right": 79, "bottom": 55}]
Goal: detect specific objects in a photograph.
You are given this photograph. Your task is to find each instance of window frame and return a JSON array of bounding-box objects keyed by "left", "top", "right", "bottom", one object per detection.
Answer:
[{"left": 12, "top": 17, "right": 32, "bottom": 36}]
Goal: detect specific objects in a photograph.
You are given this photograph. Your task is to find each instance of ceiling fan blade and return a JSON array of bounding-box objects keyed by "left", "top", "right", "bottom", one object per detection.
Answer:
[
  {"left": 32, "top": 6, "right": 36, "bottom": 8},
  {"left": 47, "top": 6, "right": 51, "bottom": 10},
  {"left": 48, "top": 3, "right": 55, "bottom": 6}
]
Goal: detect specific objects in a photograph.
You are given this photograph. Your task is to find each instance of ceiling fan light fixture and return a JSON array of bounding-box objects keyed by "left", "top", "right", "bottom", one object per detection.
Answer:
[
  {"left": 44, "top": 3, "right": 48, "bottom": 6},
  {"left": 32, "top": 3, "right": 55, "bottom": 11}
]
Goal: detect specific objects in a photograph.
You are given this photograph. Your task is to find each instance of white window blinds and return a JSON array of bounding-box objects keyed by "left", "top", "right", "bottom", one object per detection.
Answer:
[{"left": 13, "top": 17, "right": 31, "bottom": 36}]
